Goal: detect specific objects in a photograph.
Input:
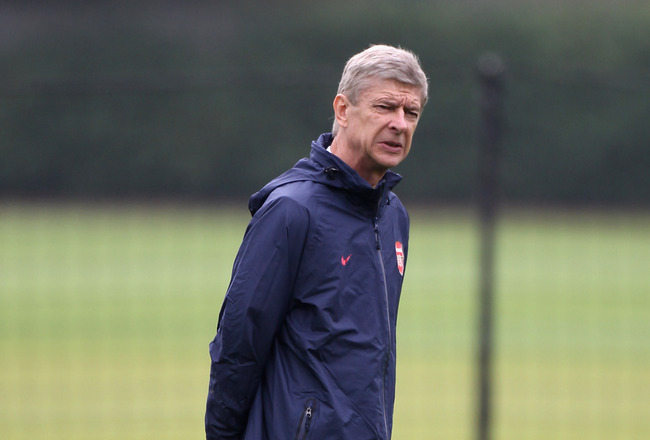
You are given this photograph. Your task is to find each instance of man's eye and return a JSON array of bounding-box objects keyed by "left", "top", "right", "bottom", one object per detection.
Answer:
[{"left": 406, "top": 108, "right": 420, "bottom": 118}]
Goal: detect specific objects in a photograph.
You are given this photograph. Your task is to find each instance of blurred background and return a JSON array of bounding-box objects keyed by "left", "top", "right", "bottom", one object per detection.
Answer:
[{"left": 1, "top": 1, "right": 648, "bottom": 439}]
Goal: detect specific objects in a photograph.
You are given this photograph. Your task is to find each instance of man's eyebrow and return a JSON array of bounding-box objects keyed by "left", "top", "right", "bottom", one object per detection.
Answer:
[{"left": 369, "top": 95, "right": 421, "bottom": 111}]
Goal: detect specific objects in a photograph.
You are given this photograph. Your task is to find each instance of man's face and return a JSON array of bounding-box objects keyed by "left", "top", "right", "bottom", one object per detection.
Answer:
[{"left": 341, "top": 78, "right": 422, "bottom": 184}]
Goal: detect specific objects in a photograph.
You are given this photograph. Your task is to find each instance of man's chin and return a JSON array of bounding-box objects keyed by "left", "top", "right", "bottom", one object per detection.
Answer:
[{"left": 377, "top": 153, "right": 407, "bottom": 170}]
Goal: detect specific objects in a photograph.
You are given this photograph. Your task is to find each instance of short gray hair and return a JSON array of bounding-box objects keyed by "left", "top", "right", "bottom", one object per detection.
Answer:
[{"left": 332, "top": 44, "right": 428, "bottom": 136}]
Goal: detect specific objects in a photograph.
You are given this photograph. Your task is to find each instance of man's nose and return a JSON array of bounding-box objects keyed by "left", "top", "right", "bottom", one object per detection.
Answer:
[{"left": 389, "top": 109, "right": 408, "bottom": 132}]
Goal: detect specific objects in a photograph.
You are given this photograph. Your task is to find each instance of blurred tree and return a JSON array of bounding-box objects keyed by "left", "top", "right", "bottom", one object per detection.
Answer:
[{"left": 1, "top": 1, "right": 648, "bottom": 204}]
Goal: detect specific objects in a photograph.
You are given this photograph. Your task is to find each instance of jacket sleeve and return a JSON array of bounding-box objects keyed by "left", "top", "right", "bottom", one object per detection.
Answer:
[{"left": 205, "top": 196, "right": 310, "bottom": 440}]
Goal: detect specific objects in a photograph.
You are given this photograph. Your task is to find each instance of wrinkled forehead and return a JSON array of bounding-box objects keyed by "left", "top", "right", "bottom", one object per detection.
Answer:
[{"left": 358, "top": 78, "right": 424, "bottom": 107}]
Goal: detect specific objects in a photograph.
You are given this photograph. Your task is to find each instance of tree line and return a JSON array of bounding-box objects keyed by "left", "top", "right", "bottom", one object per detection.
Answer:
[{"left": 1, "top": 1, "right": 648, "bottom": 204}]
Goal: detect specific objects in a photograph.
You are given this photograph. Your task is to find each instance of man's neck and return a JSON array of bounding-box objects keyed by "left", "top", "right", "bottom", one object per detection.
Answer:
[{"left": 328, "top": 136, "right": 383, "bottom": 188}]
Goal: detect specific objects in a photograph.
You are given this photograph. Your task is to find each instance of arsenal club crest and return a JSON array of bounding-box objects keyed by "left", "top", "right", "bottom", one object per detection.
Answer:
[{"left": 395, "top": 241, "right": 404, "bottom": 276}]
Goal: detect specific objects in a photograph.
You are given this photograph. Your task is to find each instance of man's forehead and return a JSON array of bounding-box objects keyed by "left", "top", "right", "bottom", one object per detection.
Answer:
[
  {"left": 361, "top": 79, "right": 422, "bottom": 105},
  {"left": 365, "top": 89, "right": 422, "bottom": 109}
]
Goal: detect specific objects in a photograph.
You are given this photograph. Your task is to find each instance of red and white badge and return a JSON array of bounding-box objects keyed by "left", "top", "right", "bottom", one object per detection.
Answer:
[{"left": 395, "top": 241, "right": 405, "bottom": 276}]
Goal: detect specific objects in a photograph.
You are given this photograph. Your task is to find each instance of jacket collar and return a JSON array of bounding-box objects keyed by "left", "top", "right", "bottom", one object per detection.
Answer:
[
  {"left": 310, "top": 133, "right": 403, "bottom": 197},
  {"left": 249, "top": 133, "right": 402, "bottom": 215}
]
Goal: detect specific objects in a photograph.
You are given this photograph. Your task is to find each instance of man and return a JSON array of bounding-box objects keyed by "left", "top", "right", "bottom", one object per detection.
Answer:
[{"left": 205, "top": 44, "right": 428, "bottom": 439}]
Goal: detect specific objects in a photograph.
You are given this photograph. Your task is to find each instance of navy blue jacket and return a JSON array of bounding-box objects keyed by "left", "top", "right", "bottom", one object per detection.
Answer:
[{"left": 206, "top": 133, "right": 409, "bottom": 440}]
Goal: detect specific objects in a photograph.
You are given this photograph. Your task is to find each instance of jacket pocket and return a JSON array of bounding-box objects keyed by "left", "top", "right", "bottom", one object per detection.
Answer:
[{"left": 294, "top": 399, "right": 316, "bottom": 440}]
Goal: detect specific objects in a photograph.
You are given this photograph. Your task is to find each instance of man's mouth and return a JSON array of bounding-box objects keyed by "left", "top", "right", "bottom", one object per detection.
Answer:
[{"left": 381, "top": 140, "right": 403, "bottom": 149}]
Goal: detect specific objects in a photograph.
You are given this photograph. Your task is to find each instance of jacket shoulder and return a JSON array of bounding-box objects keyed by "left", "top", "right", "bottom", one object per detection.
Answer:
[{"left": 264, "top": 180, "right": 327, "bottom": 208}]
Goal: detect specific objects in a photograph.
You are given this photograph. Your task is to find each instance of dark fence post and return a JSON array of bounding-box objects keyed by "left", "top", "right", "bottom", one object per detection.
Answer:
[{"left": 476, "top": 52, "right": 506, "bottom": 440}]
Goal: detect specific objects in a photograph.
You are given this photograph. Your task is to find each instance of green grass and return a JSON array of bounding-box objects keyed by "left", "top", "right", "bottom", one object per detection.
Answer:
[{"left": 1, "top": 203, "right": 648, "bottom": 439}]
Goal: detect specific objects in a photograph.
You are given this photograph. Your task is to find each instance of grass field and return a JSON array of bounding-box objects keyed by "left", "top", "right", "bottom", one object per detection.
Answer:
[{"left": 1, "top": 203, "right": 648, "bottom": 439}]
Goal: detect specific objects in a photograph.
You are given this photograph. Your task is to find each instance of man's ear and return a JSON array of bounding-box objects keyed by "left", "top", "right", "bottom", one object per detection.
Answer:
[{"left": 333, "top": 94, "right": 350, "bottom": 129}]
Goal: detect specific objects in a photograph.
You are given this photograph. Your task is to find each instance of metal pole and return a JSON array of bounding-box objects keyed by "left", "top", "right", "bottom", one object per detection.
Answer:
[{"left": 476, "top": 52, "right": 505, "bottom": 440}]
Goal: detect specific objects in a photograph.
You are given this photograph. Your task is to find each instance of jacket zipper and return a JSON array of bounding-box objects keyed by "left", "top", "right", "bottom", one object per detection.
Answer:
[
  {"left": 295, "top": 400, "right": 315, "bottom": 440},
  {"left": 374, "top": 206, "right": 392, "bottom": 439}
]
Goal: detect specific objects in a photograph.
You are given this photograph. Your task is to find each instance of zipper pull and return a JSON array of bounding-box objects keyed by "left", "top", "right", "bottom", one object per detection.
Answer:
[
  {"left": 304, "top": 406, "right": 312, "bottom": 432},
  {"left": 374, "top": 218, "right": 381, "bottom": 250}
]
